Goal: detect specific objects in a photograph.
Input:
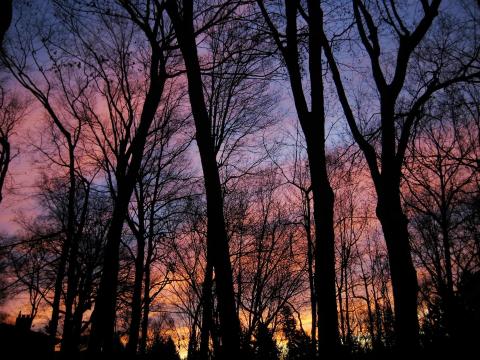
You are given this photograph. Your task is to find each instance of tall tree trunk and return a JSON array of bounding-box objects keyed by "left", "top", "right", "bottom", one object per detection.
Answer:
[
  {"left": 310, "top": 153, "right": 338, "bottom": 355},
  {"left": 376, "top": 184, "right": 418, "bottom": 351},
  {"left": 257, "top": 1, "right": 339, "bottom": 352},
  {"left": 290, "top": 0, "right": 339, "bottom": 353},
  {"left": 166, "top": 2, "right": 241, "bottom": 357}
]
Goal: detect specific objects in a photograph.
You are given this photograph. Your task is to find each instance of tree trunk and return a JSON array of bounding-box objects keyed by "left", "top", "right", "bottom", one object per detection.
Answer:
[
  {"left": 139, "top": 234, "right": 153, "bottom": 355},
  {"left": 376, "top": 185, "right": 419, "bottom": 352},
  {"left": 166, "top": 2, "right": 241, "bottom": 357},
  {"left": 310, "top": 165, "right": 338, "bottom": 355},
  {"left": 0, "top": 0, "right": 12, "bottom": 46},
  {"left": 304, "top": 192, "right": 317, "bottom": 352},
  {"left": 50, "top": 145, "right": 76, "bottom": 352},
  {"left": 283, "top": 0, "right": 339, "bottom": 354},
  {"left": 62, "top": 172, "right": 92, "bottom": 353},
  {"left": 307, "top": 2, "right": 339, "bottom": 352},
  {"left": 70, "top": 259, "right": 94, "bottom": 354},
  {"left": 199, "top": 259, "right": 213, "bottom": 360},
  {"left": 49, "top": 242, "right": 68, "bottom": 351},
  {"left": 126, "top": 216, "right": 146, "bottom": 354},
  {"left": 88, "top": 180, "right": 134, "bottom": 352}
]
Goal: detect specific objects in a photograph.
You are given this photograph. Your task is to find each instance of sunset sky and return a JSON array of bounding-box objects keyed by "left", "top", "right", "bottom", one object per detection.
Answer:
[{"left": 0, "top": 1, "right": 479, "bottom": 359}]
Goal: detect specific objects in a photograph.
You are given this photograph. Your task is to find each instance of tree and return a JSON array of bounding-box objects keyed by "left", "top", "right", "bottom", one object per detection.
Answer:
[
  {"left": 320, "top": 0, "right": 480, "bottom": 351},
  {"left": 405, "top": 88, "right": 480, "bottom": 344},
  {"left": 125, "top": 86, "right": 192, "bottom": 354},
  {"left": 50, "top": 0, "right": 176, "bottom": 352},
  {"left": 256, "top": 0, "right": 340, "bottom": 354},
  {"left": 149, "top": 335, "right": 181, "bottom": 360},
  {"left": 165, "top": 1, "right": 246, "bottom": 357},
  {"left": 253, "top": 323, "right": 279, "bottom": 360},
  {"left": 1, "top": 1, "right": 94, "bottom": 348},
  {"left": 281, "top": 305, "right": 313, "bottom": 360}
]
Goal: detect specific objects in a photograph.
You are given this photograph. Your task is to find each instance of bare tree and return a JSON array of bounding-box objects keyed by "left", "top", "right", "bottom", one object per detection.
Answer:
[
  {"left": 124, "top": 84, "right": 192, "bottom": 354},
  {"left": 0, "top": 1, "right": 95, "bottom": 349},
  {"left": 404, "top": 89, "right": 480, "bottom": 342},
  {"left": 49, "top": 0, "right": 178, "bottom": 352},
  {"left": 165, "top": 1, "right": 253, "bottom": 356},
  {"left": 320, "top": 0, "right": 480, "bottom": 350},
  {"left": 256, "top": 0, "right": 340, "bottom": 354}
]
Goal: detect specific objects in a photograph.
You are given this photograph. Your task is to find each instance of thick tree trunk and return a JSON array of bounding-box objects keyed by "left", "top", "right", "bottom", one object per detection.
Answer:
[
  {"left": 307, "top": 138, "right": 338, "bottom": 355},
  {"left": 376, "top": 185, "right": 419, "bottom": 352},
  {"left": 166, "top": 2, "right": 240, "bottom": 357},
  {"left": 282, "top": 0, "right": 339, "bottom": 354}
]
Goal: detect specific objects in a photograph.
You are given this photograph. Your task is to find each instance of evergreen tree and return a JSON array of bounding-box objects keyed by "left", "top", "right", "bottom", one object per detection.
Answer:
[
  {"left": 281, "top": 306, "right": 313, "bottom": 360},
  {"left": 254, "top": 323, "right": 279, "bottom": 360}
]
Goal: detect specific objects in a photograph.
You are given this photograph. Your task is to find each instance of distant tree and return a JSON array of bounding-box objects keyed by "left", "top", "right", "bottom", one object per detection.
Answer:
[
  {"left": 124, "top": 93, "right": 192, "bottom": 354},
  {"left": 8, "top": 233, "right": 53, "bottom": 322},
  {"left": 148, "top": 335, "right": 180, "bottom": 360},
  {"left": 405, "top": 87, "right": 480, "bottom": 348},
  {"left": 253, "top": 323, "right": 279, "bottom": 360},
  {"left": 281, "top": 305, "right": 313, "bottom": 360}
]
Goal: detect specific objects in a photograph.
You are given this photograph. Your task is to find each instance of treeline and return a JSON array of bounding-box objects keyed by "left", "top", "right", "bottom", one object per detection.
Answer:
[{"left": 0, "top": 0, "right": 478, "bottom": 359}]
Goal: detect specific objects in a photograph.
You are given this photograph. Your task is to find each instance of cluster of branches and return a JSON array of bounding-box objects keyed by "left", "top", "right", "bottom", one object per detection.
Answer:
[{"left": 0, "top": 0, "right": 478, "bottom": 359}]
